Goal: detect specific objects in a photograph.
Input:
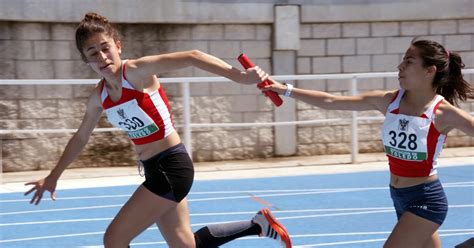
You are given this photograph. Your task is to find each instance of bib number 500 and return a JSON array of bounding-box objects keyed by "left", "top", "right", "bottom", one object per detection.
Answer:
[{"left": 388, "top": 131, "right": 418, "bottom": 150}]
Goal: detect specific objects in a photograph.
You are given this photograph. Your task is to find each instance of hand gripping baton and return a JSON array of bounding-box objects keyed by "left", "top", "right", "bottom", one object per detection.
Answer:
[{"left": 237, "top": 54, "right": 283, "bottom": 107}]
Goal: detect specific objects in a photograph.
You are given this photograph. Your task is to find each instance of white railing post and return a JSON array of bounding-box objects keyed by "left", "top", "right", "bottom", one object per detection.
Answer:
[
  {"left": 0, "top": 139, "right": 2, "bottom": 174},
  {"left": 181, "top": 82, "right": 192, "bottom": 159},
  {"left": 350, "top": 76, "right": 359, "bottom": 163}
]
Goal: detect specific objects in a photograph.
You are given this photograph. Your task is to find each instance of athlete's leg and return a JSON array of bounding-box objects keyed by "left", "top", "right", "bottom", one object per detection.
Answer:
[
  {"left": 103, "top": 185, "right": 193, "bottom": 248},
  {"left": 384, "top": 211, "right": 440, "bottom": 248},
  {"left": 155, "top": 198, "right": 195, "bottom": 248},
  {"left": 193, "top": 208, "right": 292, "bottom": 248},
  {"left": 423, "top": 231, "right": 441, "bottom": 248},
  {"left": 194, "top": 221, "right": 260, "bottom": 248}
]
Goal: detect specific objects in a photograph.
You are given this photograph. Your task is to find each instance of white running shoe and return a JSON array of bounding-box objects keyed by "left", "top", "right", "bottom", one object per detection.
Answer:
[{"left": 252, "top": 208, "right": 292, "bottom": 248}]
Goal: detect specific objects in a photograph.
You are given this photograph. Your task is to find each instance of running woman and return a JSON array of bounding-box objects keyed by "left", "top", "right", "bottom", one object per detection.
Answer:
[
  {"left": 260, "top": 39, "right": 473, "bottom": 248},
  {"left": 24, "top": 12, "right": 292, "bottom": 248}
]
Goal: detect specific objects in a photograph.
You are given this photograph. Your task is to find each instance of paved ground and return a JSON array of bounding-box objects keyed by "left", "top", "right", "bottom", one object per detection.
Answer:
[
  {"left": 2, "top": 147, "right": 473, "bottom": 192},
  {"left": 1, "top": 148, "right": 473, "bottom": 248}
]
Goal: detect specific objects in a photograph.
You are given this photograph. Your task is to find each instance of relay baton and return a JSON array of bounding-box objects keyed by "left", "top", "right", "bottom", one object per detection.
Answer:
[{"left": 237, "top": 54, "right": 283, "bottom": 107}]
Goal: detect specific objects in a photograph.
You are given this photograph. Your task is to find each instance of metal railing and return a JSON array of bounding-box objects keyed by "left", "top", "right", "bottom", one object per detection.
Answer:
[{"left": 1, "top": 69, "right": 473, "bottom": 163}]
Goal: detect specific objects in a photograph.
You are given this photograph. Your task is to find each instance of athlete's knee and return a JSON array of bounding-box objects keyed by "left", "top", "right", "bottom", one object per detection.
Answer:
[
  {"left": 168, "top": 237, "right": 195, "bottom": 248},
  {"left": 103, "top": 224, "right": 131, "bottom": 248},
  {"left": 165, "top": 234, "right": 195, "bottom": 248},
  {"left": 163, "top": 227, "right": 195, "bottom": 248}
]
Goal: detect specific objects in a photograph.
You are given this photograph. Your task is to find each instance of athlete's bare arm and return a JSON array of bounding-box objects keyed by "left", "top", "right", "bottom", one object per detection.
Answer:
[
  {"left": 24, "top": 87, "right": 103, "bottom": 205},
  {"left": 263, "top": 78, "right": 396, "bottom": 114},
  {"left": 124, "top": 50, "right": 266, "bottom": 88},
  {"left": 435, "top": 101, "right": 474, "bottom": 136}
]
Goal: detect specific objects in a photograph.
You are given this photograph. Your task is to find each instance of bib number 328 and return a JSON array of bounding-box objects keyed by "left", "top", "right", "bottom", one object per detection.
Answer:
[{"left": 388, "top": 131, "right": 418, "bottom": 150}]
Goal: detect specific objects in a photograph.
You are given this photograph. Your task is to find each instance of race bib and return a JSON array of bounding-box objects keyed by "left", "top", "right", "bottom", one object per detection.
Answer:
[
  {"left": 382, "top": 115, "right": 429, "bottom": 161},
  {"left": 105, "top": 99, "right": 159, "bottom": 139}
]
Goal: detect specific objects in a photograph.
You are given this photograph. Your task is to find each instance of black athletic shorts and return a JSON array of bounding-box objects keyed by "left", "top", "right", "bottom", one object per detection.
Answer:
[{"left": 140, "top": 143, "right": 194, "bottom": 203}]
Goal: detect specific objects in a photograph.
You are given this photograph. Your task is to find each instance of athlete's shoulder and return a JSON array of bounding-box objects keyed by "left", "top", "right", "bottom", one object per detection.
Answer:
[
  {"left": 435, "top": 99, "right": 460, "bottom": 120},
  {"left": 88, "top": 80, "right": 104, "bottom": 107},
  {"left": 367, "top": 89, "right": 397, "bottom": 104},
  {"left": 121, "top": 58, "right": 156, "bottom": 90},
  {"left": 386, "top": 89, "right": 400, "bottom": 98}
]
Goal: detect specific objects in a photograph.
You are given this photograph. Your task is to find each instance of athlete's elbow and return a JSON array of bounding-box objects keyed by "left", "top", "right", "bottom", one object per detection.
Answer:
[
  {"left": 72, "top": 131, "right": 91, "bottom": 146},
  {"left": 321, "top": 97, "right": 339, "bottom": 110},
  {"left": 189, "top": 49, "right": 205, "bottom": 59},
  {"left": 187, "top": 49, "right": 208, "bottom": 66}
]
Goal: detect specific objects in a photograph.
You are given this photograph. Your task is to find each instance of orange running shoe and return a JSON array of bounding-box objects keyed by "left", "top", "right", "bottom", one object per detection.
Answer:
[{"left": 252, "top": 208, "right": 292, "bottom": 248}]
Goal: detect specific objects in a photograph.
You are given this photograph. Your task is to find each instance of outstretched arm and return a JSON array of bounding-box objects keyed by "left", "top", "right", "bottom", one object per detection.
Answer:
[
  {"left": 49, "top": 89, "right": 103, "bottom": 179},
  {"left": 126, "top": 50, "right": 267, "bottom": 85},
  {"left": 263, "top": 78, "right": 395, "bottom": 113},
  {"left": 24, "top": 87, "right": 103, "bottom": 205}
]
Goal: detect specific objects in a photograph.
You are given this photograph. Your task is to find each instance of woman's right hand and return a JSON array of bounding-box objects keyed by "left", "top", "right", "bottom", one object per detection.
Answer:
[
  {"left": 237, "top": 66, "right": 270, "bottom": 85},
  {"left": 260, "top": 78, "right": 288, "bottom": 95},
  {"left": 24, "top": 175, "right": 58, "bottom": 205}
]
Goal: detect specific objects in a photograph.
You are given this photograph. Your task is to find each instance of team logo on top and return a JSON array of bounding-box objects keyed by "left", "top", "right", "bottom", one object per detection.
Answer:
[
  {"left": 398, "top": 118, "right": 409, "bottom": 131},
  {"left": 117, "top": 108, "right": 127, "bottom": 120}
]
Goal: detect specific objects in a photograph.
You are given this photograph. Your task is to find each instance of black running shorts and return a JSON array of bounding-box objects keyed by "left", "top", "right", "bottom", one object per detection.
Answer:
[{"left": 140, "top": 143, "right": 194, "bottom": 203}]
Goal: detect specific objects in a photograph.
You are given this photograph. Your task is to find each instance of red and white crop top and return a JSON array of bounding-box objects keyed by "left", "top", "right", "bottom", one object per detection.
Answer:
[
  {"left": 382, "top": 88, "right": 446, "bottom": 177},
  {"left": 100, "top": 60, "right": 175, "bottom": 145}
]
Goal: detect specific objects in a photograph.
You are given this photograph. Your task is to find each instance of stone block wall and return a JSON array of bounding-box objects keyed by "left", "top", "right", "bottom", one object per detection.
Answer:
[
  {"left": 0, "top": 22, "right": 275, "bottom": 171},
  {"left": 294, "top": 19, "right": 474, "bottom": 156},
  {"left": 1, "top": 1, "right": 473, "bottom": 172}
]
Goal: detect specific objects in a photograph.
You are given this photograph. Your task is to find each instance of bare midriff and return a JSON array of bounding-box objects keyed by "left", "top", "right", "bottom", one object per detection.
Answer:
[
  {"left": 390, "top": 173, "right": 438, "bottom": 188},
  {"left": 134, "top": 131, "right": 182, "bottom": 160}
]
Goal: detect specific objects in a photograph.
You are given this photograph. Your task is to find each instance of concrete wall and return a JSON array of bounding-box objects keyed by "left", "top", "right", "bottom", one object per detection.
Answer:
[
  {"left": 1, "top": 0, "right": 473, "bottom": 172},
  {"left": 1, "top": 0, "right": 473, "bottom": 23}
]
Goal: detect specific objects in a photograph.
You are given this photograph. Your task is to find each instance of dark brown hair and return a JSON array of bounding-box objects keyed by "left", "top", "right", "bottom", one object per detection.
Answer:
[
  {"left": 75, "top": 12, "right": 121, "bottom": 61},
  {"left": 411, "top": 39, "right": 473, "bottom": 106}
]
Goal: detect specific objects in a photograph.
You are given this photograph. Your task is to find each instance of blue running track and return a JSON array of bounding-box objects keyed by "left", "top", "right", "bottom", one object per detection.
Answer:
[{"left": 1, "top": 164, "right": 473, "bottom": 247}]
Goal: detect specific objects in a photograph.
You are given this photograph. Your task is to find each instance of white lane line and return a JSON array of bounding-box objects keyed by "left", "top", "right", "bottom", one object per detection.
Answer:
[
  {"left": 0, "top": 220, "right": 249, "bottom": 243},
  {"left": 2, "top": 205, "right": 473, "bottom": 227},
  {"left": 0, "top": 208, "right": 391, "bottom": 226},
  {"left": 275, "top": 205, "right": 474, "bottom": 220},
  {"left": 444, "top": 181, "right": 474, "bottom": 185},
  {"left": 188, "top": 189, "right": 368, "bottom": 202},
  {"left": 130, "top": 230, "right": 474, "bottom": 247},
  {"left": 0, "top": 204, "right": 123, "bottom": 216},
  {"left": 0, "top": 194, "right": 132, "bottom": 203},
  {"left": 2, "top": 224, "right": 472, "bottom": 244},
  {"left": 0, "top": 198, "right": 473, "bottom": 216},
  {"left": 1, "top": 187, "right": 383, "bottom": 203},
  {"left": 0, "top": 209, "right": 389, "bottom": 227},
  {"left": 277, "top": 209, "right": 394, "bottom": 220},
  {"left": 0, "top": 217, "right": 114, "bottom": 226},
  {"left": 440, "top": 232, "right": 474, "bottom": 237},
  {"left": 0, "top": 231, "right": 105, "bottom": 243},
  {"left": 289, "top": 229, "right": 474, "bottom": 238},
  {"left": 293, "top": 238, "right": 387, "bottom": 247},
  {"left": 0, "top": 189, "right": 379, "bottom": 215},
  {"left": 2, "top": 182, "right": 472, "bottom": 203},
  {"left": 292, "top": 232, "right": 474, "bottom": 247}
]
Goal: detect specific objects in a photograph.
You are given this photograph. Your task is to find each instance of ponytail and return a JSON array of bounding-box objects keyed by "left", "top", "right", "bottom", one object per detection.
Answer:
[
  {"left": 412, "top": 39, "right": 473, "bottom": 106},
  {"left": 436, "top": 51, "right": 473, "bottom": 106}
]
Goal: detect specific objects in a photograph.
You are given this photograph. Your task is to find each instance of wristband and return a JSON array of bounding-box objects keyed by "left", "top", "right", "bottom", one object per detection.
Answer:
[{"left": 283, "top": 83, "right": 294, "bottom": 97}]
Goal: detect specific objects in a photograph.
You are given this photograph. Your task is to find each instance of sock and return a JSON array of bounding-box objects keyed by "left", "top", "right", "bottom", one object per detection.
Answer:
[{"left": 194, "top": 221, "right": 261, "bottom": 248}]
